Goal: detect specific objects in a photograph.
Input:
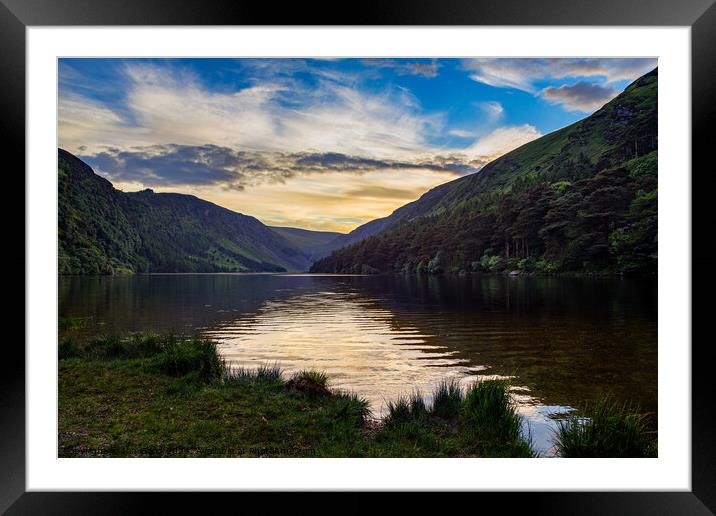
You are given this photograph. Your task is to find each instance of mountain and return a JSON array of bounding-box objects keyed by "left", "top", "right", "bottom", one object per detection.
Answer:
[
  {"left": 312, "top": 68, "right": 658, "bottom": 275},
  {"left": 58, "top": 149, "right": 317, "bottom": 274},
  {"left": 325, "top": 177, "right": 470, "bottom": 250},
  {"left": 269, "top": 226, "right": 344, "bottom": 263}
]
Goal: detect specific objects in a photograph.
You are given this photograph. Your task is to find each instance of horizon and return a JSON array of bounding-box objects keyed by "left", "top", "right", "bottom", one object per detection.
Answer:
[{"left": 59, "top": 57, "right": 656, "bottom": 232}]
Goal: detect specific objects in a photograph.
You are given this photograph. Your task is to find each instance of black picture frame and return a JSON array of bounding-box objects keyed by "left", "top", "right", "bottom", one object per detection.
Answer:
[{"left": 4, "top": 0, "right": 714, "bottom": 513}]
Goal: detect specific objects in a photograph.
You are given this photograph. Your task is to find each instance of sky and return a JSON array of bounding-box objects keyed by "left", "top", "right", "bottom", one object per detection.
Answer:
[{"left": 58, "top": 57, "right": 657, "bottom": 233}]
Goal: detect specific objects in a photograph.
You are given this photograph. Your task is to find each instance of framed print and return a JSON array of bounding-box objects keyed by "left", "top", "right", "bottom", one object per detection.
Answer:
[{"left": 4, "top": 0, "right": 714, "bottom": 512}]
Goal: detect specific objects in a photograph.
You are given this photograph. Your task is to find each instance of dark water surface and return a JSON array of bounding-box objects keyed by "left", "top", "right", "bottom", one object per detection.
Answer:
[{"left": 59, "top": 273, "right": 657, "bottom": 456}]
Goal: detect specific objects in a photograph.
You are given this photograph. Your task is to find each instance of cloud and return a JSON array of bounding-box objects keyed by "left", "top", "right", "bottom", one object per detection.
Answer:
[
  {"left": 465, "top": 61, "right": 538, "bottom": 92},
  {"left": 168, "top": 166, "right": 459, "bottom": 232},
  {"left": 446, "top": 102, "right": 504, "bottom": 140},
  {"left": 85, "top": 145, "right": 240, "bottom": 186},
  {"left": 80, "top": 144, "right": 484, "bottom": 189},
  {"left": 60, "top": 62, "right": 445, "bottom": 160},
  {"left": 478, "top": 101, "right": 504, "bottom": 119},
  {"left": 344, "top": 185, "right": 425, "bottom": 200},
  {"left": 448, "top": 129, "right": 478, "bottom": 138},
  {"left": 462, "top": 125, "right": 542, "bottom": 162},
  {"left": 462, "top": 58, "right": 657, "bottom": 93},
  {"left": 361, "top": 59, "right": 440, "bottom": 78},
  {"left": 58, "top": 57, "right": 657, "bottom": 232},
  {"left": 59, "top": 95, "right": 141, "bottom": 151},
  {"left": 541, "top": 82, "right": 618, "bottom": 112}
]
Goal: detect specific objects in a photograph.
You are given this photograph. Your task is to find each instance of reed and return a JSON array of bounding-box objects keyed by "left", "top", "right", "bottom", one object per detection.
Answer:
[{"left": 554, "top": 396, "right": 657, "bottom": 458}]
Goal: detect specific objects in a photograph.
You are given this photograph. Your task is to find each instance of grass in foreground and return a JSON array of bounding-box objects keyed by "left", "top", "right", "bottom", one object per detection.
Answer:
[
  {"left": 59, "top": 334, "right": 369, "bottom": 457},
  {"left": 59, "top": 334, "right": 656, "bottom": 458},
  {"left": 59, "top": 333, "right": 538, "bottom": 458},
  {"left": 554, "top": 396, "right": 657, "bottom": 457}
]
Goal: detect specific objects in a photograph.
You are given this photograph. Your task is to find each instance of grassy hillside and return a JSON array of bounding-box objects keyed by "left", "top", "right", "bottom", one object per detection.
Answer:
[
  {"left": 59, "top": 150, "right": 312, "bottom": 274},
  {"left": 270, "top": 226, "right": 344, "bottom": 262},
  {"left": 59, "top": 151, "right": 145, "bottom": 274},
  {"left": 312, "top": 68, "right": 658, "bottom": 275}
]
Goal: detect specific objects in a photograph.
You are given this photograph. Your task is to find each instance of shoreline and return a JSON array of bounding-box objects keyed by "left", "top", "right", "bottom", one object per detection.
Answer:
[
  {"left": 59, "top": 334, "right": 535, "bottom": 458},
  {"left": 59, "top": 333, "right": 657, "bottom": 458},
  {"left": 58, "top": 270, "right": 657, "bottom": 278}
]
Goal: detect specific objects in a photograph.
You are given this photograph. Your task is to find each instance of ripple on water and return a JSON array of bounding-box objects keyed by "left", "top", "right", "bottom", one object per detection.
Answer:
[
  {"left": 60, "top": 274, "right": 657, "bottom": 458},
  {"left": 205, "top": 290, "right": 569, "bottom": 456}
]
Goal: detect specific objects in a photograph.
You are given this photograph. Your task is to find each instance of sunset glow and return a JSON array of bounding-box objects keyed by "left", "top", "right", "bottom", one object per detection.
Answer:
[{"left": 59, "top": 57, "right": 656, "bottom": 232}]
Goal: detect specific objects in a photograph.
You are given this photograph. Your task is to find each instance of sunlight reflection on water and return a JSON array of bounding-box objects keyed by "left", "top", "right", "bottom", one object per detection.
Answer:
[
  {"left": 203, "top": 289, "right": 565, "bottom": 456},
  {"left": 60, "top": 273, "right": 657, "bottom": 458}
]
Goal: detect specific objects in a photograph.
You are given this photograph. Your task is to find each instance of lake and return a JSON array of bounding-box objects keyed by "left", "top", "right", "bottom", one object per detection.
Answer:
[{"left": 58, "top": 273, "right": 657, "bottom": 456}]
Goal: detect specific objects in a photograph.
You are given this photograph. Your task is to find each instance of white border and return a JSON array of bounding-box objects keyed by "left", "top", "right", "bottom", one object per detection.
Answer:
[{"left": 27, "top": 27, "right": 691, "bottom": 491}]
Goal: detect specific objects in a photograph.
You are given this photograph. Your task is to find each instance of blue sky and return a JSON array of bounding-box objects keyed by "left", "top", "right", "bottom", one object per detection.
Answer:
[{"left": 58, "top": 57, "right": 657, "bottom": 231}]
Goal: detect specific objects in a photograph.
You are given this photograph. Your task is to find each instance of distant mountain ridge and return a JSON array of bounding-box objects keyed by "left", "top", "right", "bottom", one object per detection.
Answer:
[
  {"left": 59, "top": 150, "right": 331, "bottom": 274},
  {"left": 269, "top": 226, "right": 345, "bottom": 263},
  {"left": 312, "top": 68, "right": 658, "bottom": 275},
  {"left": 59, "top": 68, "right": 658, "bottom": 276},
  {"left": 326, "top": 177, "right": 469, "bottom": 250}
]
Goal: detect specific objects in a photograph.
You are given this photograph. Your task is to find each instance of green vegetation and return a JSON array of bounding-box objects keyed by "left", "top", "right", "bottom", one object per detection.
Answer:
[
  {"left": 59, "top": 333, "right": 654, "bottom": 458},
  {"left": 459, "top": 380, "right": 534, "bottom": 457},
  {"left": 431, "top": 379, "right": 463, "bottom": 419},
  {"left": 378, "top": 381, "right": 533, "bottom": 457},
  {"left": 59, "top": 69, "right": 657, "bottom": 276},
  {"left": 58, "top": 150, "right": 315, "bottom": 274},
  {"left": 153, "top": 338, "right": 225, "bottom": 382},
  {"left": 58, "top": 151, "right": 144, "bottom": 275},
  {"left": 554, "top": 396, "right": 657, "bottom": 457},
  {"left": 59, "top": 333, "right": 537, "bottom": 458},
  {"left": 311, "top": 69, "right": 658, "bottom": 276},
  {"left": 291, "top": 369, "right": 329, "bottom": 388},
  {"left": 269, "top": 226, "right": 344, "bottom": 262}
]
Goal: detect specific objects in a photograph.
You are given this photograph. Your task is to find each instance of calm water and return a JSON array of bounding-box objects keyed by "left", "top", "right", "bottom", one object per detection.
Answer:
[{"left": 59, "top": 273, "right": 657, "bottom": 456}]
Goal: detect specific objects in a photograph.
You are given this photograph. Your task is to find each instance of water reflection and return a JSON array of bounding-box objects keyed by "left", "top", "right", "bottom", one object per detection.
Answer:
[
  {"left": 207, "top": 289, "right": 483, "bottom": 410},
  {"left": 59, "top": 273, "right": 657, "bottom": 456}
]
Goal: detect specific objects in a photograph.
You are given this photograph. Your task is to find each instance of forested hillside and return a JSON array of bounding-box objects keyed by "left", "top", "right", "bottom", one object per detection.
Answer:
[
  {"left": 311, "top": 68, "right": 658, "bottom": 275},
  {"left": 59, "top": 150, "right": 313, "bottom": 274}
]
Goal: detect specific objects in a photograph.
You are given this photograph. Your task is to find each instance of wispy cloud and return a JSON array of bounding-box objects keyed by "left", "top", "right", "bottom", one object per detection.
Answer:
[
  {"left": 462, "top": 125, "right": 542, "bottom": 161},
  {"left": 479, "top": 100, "right": 504, "bottom": 115},
  {"left": 446, "top": 101, "right": 504, "bottom": 140},
  {"left": 63, "top": 61, "right": 540, "bottom": 192},
  {"left": 362, "top": 59, "right": 441, "bottom": 78},
  {"left": 448, "top": 129, "right": 478, "bottom": 138},
  {"left": 60, "top": 61, "right": 445, "bottom": 161},
  {"left": 462, "top": 58, "right": 657, "bottom": 93},
  {"left": 344, "top": 185, "right": 426, "bottom": 200},
  {"left": 58, "top": 57, "right": 653, "bottom": 231},
  {"left": 59, "top": 94, "right": 141, "bottom": 150}
]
